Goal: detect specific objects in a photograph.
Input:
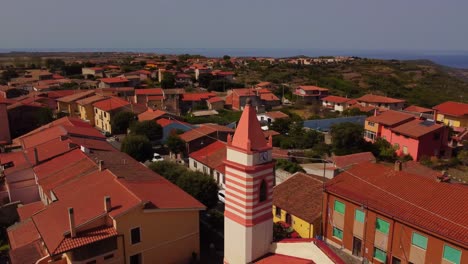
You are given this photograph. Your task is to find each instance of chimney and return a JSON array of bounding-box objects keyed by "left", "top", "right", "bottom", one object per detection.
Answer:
[
  {"left": 104, "top": 196, "right": 111, "bottom": 212},
  {"left": 68, "top": 207, "right": 76, "bottom": 238},
  {"left": 394, "top": 160, "right": 402, "bottom": 172},
  {"left": 33, "top": 147, "right": 39, "bottom": 165},
  {"left": 98, "top": 160, "right": 104, "bottom": 171},
  {"left": 433, "top": 109, "right": 438, "bottom": 122}
]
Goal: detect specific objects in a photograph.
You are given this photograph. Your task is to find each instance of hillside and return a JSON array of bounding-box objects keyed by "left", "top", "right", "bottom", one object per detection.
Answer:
[{"left": 235, "top": 58, "right": 468, "bottom": 107}]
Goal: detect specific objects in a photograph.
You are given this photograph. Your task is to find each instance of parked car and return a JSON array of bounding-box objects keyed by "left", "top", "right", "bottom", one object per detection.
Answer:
[
  {"left": 218, "top": 190, "right": 225, "bottom": 203},
  {"left": 152, "top": 153, "right": 164, "bottom": 162}
]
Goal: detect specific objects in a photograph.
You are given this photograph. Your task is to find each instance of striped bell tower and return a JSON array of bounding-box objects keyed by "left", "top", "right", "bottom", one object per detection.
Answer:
[{"left": 224, "top": 100, "right": 274, "bottom": 264}]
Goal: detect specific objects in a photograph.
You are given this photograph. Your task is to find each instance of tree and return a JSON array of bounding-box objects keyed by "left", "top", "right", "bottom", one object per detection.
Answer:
[
  {"left": 111, "top": 111, "right": 136, "bottom": 134},
  {"left": 223, "top": 55, "right": 231, "bottom": 61},
  {"left": 35, "top": 107, "right": 54, "bottom": 126},
  {"left": 371, "top": 138, "right": 397, "bottom": 162},
  {"left": 197, "top": 73, "right": 215, "bottom": 88},
  {"left": 270, "top": 118, "right": 292, "bottom": 134},
  {"left": 166, "top": 135, "right": 186, "bottom": 155},
  {"left": 45, "top": 59, "right": 65, "bottom": 70},
  {"left": 458, "top": 149, "right": 468, "bottom": 166},
  {"left": 130, "top": 120, "right": 163, "bottom": 141},
  {"left": 5, "top": 88, "right": 26, "bottom": 98},
  {"left": 161, "top": 72, "right": 175, "bottom": 88},
  {"left": 330, "top": 122, "right": 370, "bottom": 155},
  {"left": 1, "top": 69, "right": 18, "bottom": 82},
  {"left": 120, "top": 135, "right": 153, "bottom": 162}
]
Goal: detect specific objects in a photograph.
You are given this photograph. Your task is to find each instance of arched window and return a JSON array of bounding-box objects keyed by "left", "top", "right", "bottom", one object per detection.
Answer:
[{"left": 259, "top": 180, "right": 267, "bottom": 202}]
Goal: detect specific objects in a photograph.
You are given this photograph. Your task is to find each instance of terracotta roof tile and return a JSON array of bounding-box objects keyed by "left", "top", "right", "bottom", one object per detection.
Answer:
[
  {"left": 297, "top": 85, "right": 329, "bottom": 91},
  {"left": 180, "top": 124, "right": 233, "bottom": 142},
  {"left": 17, "top": 201, "right": 45, "bottom": 221},
  {"left": 260, "top": 93, "right": 280, "bottom": 101},
  {"left": 366, "top": 110, "right": 415, "bottom": 127},
  {"left": 357, "top": 94, "right": 405, "bottom": 104},
  {"left": 76, "top": 95, "right": 107, "bottom": 106},
  {"left": 99, "top": 77, "right": 129, "bottom": 84},
  {"left": 138, "top": 109, "right": 167, "bottom": 121},
  {"left": 273, "top": 172, "right": 323, "bottom": 223},
  {"left": 264, "top": 111, "right": 289, "bottom": 119},
  {"left": 135, "top": 88, "right": 164, "bottom": 95},
  {"left": 7, "top": 218, "right": 41, "bottom": 249},
  {"left": 231, "top": 104, "right": 268, "bottom": 151},
  {"left": 404, "top": 105, "right": 433, "bottom": 114},
  {"left": 189, "top": 141, "right": 226, "bottom": 172},
  {"left": 56, "top": 90, "right": 95, "bottom": 103},
  {"left": 322, "top": 95, "right": 350, "bottom": 104},
  {"left": 182, "top": 92, "right": 216, "bottom": 102},
  {"left": 54, "top": 225, "right": 118, "bottom": 255},
  {"left": 207, "top": 96, "right": 224, "bottom": 103},
  {"left": 433, "top": 101, "right": 468, "bottom": 117},
  {"left": 330, "top": 152, "right": 376, "bottom": 169},
  {"left": 93, "top": 97, "right": 130, "bottom": 112},
  {"left": 325, "top": 162, "right": 468, "bottom": 246},
  {"left": 391, "top": 118, "right": 444, "bottom": 138}
]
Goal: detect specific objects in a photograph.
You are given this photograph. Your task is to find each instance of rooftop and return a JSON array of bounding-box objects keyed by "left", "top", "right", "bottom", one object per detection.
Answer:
[
  {"left": 330, "top": 152, "right": 376, "bottom": 169},
  {"left": 99, "top": 77, "right": 129, "bottom": 84},
  {"left": 56, "top": 90, "right": 95, "bottom": 103},
  {"left": 433, "top": 101, "right": 468, "bottom": 117},
  {"left": 93, "top": 96, "right": 130, "bottom": 112},
  {"left": 366, "top": 110, "right": 415, "bottom": 127},
  {"left": 231, "top": 102, "right": 269, "bottom": 151},
  {"left": 297, "top": 86, "right": 329, "bottom": 91},
  {"left": 325, "top": 162, "right": 468, "bottom": 247},
  {"left": 322, "top": 95, "right": 351, "bottom": 104},
  {"left": 189, "top": 141, "right": 227, "bottom": 173},
  {"left": 356, "top": 94, "right": 405, "bottom": 104},
  {"left": 135, "top": 88, "right": 164, "bottom": 95},
  {"left": 391, "top": 118, "right": 444, "bottom": 138}
]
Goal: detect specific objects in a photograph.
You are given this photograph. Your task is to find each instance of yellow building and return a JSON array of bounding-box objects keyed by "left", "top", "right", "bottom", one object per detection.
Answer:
[
  {"left": 8, "top": 149, "right": 205, "bottom": 264},
  {"left": 93, "top": 97, "right": 131, "bottom": 133},
  {"left": 272, "top": 172, "right": 324, "bottom": 239},
  {"left": 433, "top": 101, "right": 468, "bottom": 128},
  {"left": 76, "top": 95, "right": 107, "bottom": 125},
  {"left": 56, "top": 90, "right": 96, "bottom": 117}
]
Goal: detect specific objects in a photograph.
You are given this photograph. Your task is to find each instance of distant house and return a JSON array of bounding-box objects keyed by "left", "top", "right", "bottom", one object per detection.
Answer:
[
  {"left": 256, "top": 81, "right": 275, "bottom": 90},
  {"left": 321, "top": 95, "right": 352, "bottom": 112},
  {"left": 356, "top": 94, "right": 405, "bottom": 110},
  {"left": 98, "top": 77, "right": 130, "bottom": 88},
  {"left": 194, "top": 67, "right": 211, "bottom": 80},
  {"left": 76, "top": 95, "right": 108, "bottom": 125},
  {"left": 206, "top": 97, "right": 225, "bottom": 110},
  {"left": 225, "top": 88, "right": 262, "bottom": 111},
  {"left": 273, "top": 172, "right": 324, "bottom": 238},
  {"left": 212, "top": 70, "right": 234, "bottom": 81},
  {"left": 93, "top": 97, "right": 131, "bottom": 133},
  {"left": 257, "top": 111, "right": 288, "bottom": 126},
  {"left": 156, "top": 118, "right": 193, "bottom": 142},
  {"left": 180, "top": 92, "right": 217, "bottom": 113},
  {"left": 56, "top": 90, "right": 96, "bottom": 117},
  {"left": 365, "top": 110, "right": 449, "bottom": 160},
  {"left": 188, "top": 140, "right": 227, "bottom": 188},
  {"left": 294, "top": 85, "right": 329, "bottom": 104},
  {"left": 179, "top": 124, "right": 234, "bottom": 153},
  {"left": 175, "top": 73, "right": 193, "bottom": 86},
  {"left": 82, "top": 67, "right": 104, "bottom": 79},
  {"left": 433, "top": 101, "right": 468, "bottom": 128},
  {"left": 134, "top": 88, "right": 164, "bottom": 107}
]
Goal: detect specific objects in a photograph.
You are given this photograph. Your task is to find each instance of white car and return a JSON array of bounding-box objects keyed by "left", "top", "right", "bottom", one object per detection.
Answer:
[
  {"left": 151, "top": 153, "right": 164, "bottom": 162},
  {"left": 218, "top": 190, "right": 226, "bottom": 203}
]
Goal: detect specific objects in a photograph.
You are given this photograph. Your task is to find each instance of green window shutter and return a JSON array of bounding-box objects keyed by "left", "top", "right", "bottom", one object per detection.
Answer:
[
  {"left": 332, "top": 227, "right": 343, "bottom": 239},
  {"left": 334, "top": 200, "right": 345, "bottom": 214},
  {"left": 411, "top": 232, "right": 428, "bottom": 250},
  {"left": 373, "top": 247, "right": 387, "bottom": 262},
  {"left": 375, "top": 218, "right": 390, "bottom": 234},
  {"left": 355, "top": 209, "right": 365, "bottom": 223},
  {"left": 443, "top": 245, "right": 461, "bottom": 264}
]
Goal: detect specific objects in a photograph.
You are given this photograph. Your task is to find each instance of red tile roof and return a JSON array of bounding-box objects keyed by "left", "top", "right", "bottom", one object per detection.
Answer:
[
  {"left": 357, "top": 94, "right": 405, "bottom": 104},
  {"left": 325, "top": 162, "right": 468, "bottom": 247},
  {"left": 180, "top": 124, "right": 233, "bottom": 142},
  {"left": 433, "top": 101, "right": 468, "bottom": 117},
  {"left": 330, "top": 152, "right": 376, "bottom": 169},
  {"left": 207, "top": 96, "right": 224, "bottom": 104},
  {"left": 18, "top": 201, "right": 45, "bottom": 221},
  {"left": 93, "top": 96, "right": 130, "bottom": 112},
  {"left": 273, "top": 172, "right": 323, "bottom": 223},
  {"left": 260, "top": 93, "right": 280, "bottom": 101},
  {"left": 366, "top": 110, "right": 415, "bottom": 127},
  {"left": 138, "top": 109, "right": 167, "bottom": 121},
  {"left": 135, "top": 88, "right": 164, "bottom": 95},
  {"left": 182, "top": 92, "right": 216, "bottom": 102},
  {"left": 7, "top": 218, "right": 41, "bottom": 249},
  {"left": 189, "top": 141, "right": 226, "bottom": 173},
  {"left": 391, "top": 119, "right": 444, "bottom": 138},
  {"left": 322, "top": 95, "right": 350, "bottom": 104},
  {"left": 9, "top": 240, "right": 45, "bottom": 264},
  {"left": 54, "top": 225, "right": 118, "bottom": 255},
  {"left": 76, "top": 94, "right": 107, "bottom": 105},
  {"left": 231, "top": 103, "right": 269, "bottom": 151},
  {"left": 404, "top": 105, "right": 433, "bottom": 114},
  {"left": 264, "top": 111, "right": 289, "bottom": 119},
  {"left": 99, "top": 77, "right": 129, "bottom": 84},
  {"left": 56, "top": 90, "right": 95, "bottom": 103}
]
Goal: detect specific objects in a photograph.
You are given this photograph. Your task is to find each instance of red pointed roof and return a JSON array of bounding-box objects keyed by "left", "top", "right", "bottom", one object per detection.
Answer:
[{"left": 231, "top": 102, "right": 269, "bottom": 151}]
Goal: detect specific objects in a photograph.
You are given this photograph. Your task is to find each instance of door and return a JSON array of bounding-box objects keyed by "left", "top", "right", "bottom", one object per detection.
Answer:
[{"left": 352, "top": 236, "right": 362, "bottom": 257}]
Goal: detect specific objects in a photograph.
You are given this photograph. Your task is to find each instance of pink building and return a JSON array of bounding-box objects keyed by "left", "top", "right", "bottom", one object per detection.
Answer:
[
  {"left": 364, "top": 110, "right": 449, "bottom": 160},
  {"left": 294, "top": 85, "right": 329, "bottom": 104}
]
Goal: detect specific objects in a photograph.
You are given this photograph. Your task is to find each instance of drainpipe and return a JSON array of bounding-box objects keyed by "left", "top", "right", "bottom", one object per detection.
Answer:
[{"left": 35, "top": 255, "right": 50, "bottom": 264}]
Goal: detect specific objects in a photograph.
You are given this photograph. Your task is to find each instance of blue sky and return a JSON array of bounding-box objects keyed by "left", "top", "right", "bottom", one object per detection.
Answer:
[{"left": 1, "top": 0, "right": 467, "bottom": 51}]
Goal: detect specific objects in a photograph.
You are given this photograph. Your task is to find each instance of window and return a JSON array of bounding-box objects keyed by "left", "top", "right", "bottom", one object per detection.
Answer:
[
  {"left": 95, "top": 109, "right": 98, "bottom": 113},
  {"left": 374, "top": 247, "right": 387, "bottom": 263},
  {"left": 332, "top": 227, "right": 343, "bottom": 240},
  {"left": 368, "top": 121, "right": 375, "bottom": 127},
  {"left": 131, "top": 227, "right": 141, "bottom": 244},
  {"left": 411, "top": 232, "right": 428, "bottom": 250},
  {"left": 375, "top": 218, "right": 390, "bottom": 234},
  {"left": 334, "top": 200, "right": 345, "bottom": 214},
  {"left": 443, "top": 245, "right": 461, "bottom": 264},
  {"left": 403, "top": 146, "right": 408, "bottom": 155},
  {"left": 275, "top": 207, "right": 281, "bottom": 218},
  {"left": 130, "top": 253, "right": 142, "bottom": 264},
  {"left": 364, "top": 130, "right": 377, "bottom": 141},
  {"left": 104, "top": 112, "right": 107, "bottom": 118},
  {"left": 355, "top": 209, "right": 365, "bottom": 223},
  {"left": 259, "top": 180, "right": 267, "bottom": 202},
  {"left": 286, "top": 213, "right": 292, "bottom": 225},
  {"left": 433, "top": 132, "right": 440, "bottom": 140},
  {"left": 104, "top": 254, "right": 114, "bottom": 260},
  {"left": 194, "top": 161, "right": 197, "bottom": 168},
  {"left": 391, "top": 257, "right": 401, "bottom": 264}
]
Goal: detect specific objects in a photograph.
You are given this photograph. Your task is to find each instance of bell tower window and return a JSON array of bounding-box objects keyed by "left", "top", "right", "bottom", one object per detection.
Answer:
[{"left": 259, "top": 180, "right": 267, "bottom": 202}]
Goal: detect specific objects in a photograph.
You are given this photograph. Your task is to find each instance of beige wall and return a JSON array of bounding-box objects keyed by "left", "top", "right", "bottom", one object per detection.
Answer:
[
  {"left": 94, "top": 108, "right": 112, "bottom": 133},
  {"left": 78, "top": 104, "right": 95, "bottom": 125},
  {"left": 114, "top": 205, "right": 201, "bottom": 264}
]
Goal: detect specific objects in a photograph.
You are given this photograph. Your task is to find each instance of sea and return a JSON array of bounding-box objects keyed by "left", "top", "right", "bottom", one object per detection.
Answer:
[{"left": 1, "top": 48, "right": 468, "bottom": 69}]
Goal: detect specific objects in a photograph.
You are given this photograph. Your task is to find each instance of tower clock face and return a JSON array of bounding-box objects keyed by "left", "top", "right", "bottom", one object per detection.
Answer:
[{"left": 260, "top": 151, "right": 268, "bottom": 162}]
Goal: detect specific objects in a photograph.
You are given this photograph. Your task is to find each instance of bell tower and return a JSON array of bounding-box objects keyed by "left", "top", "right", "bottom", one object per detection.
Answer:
[{"left": 224, "top": 100, "right": 274, "bottom": 264}]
